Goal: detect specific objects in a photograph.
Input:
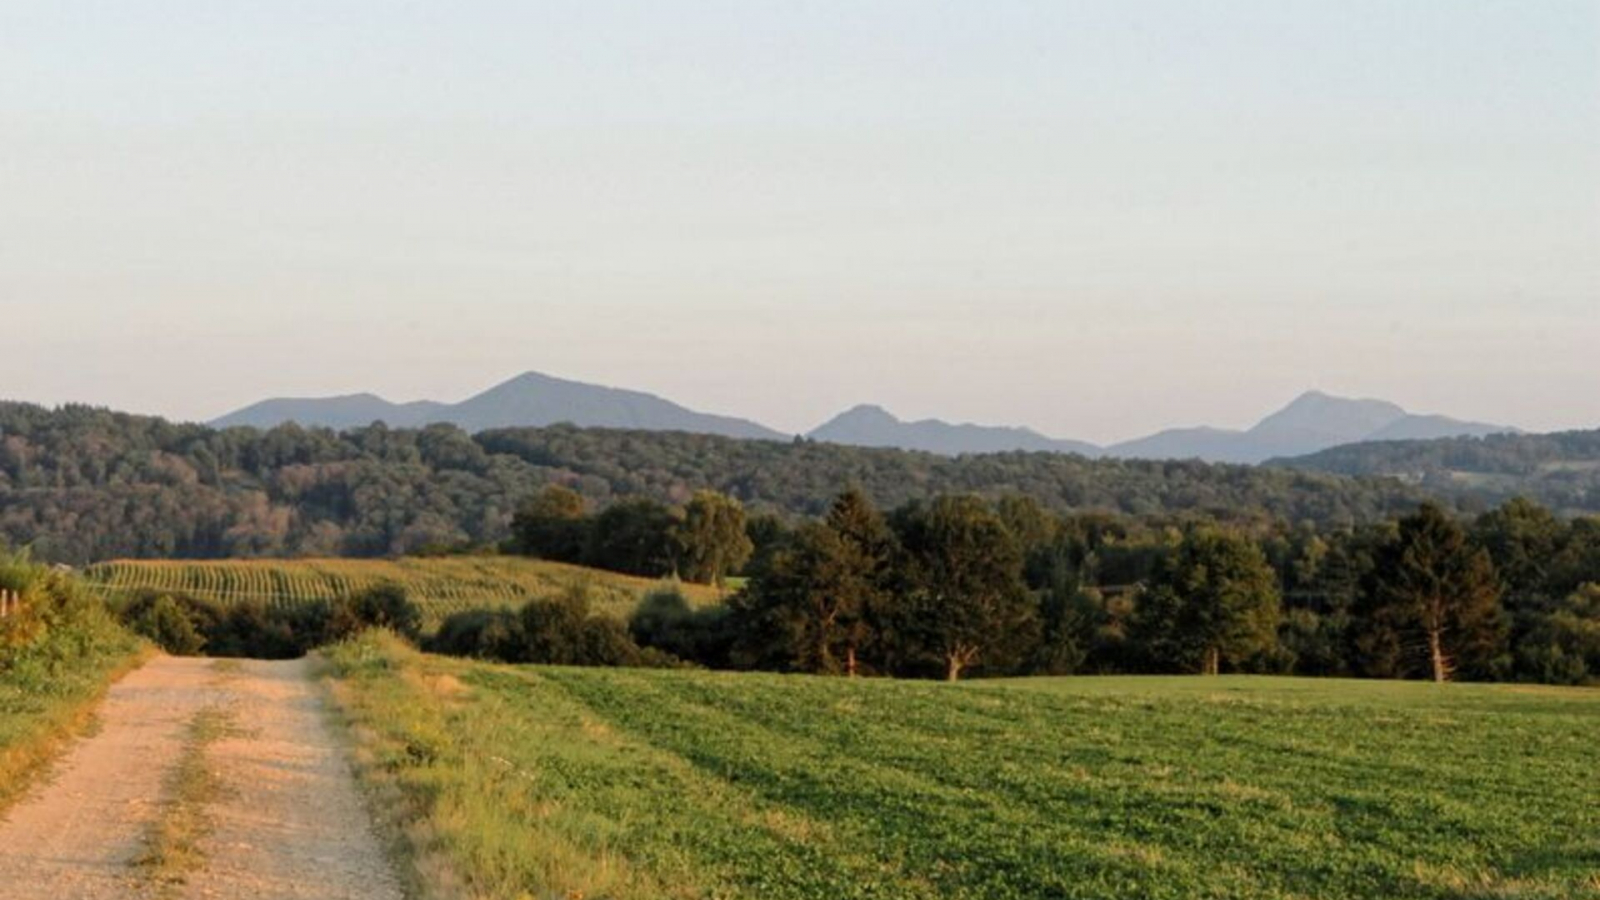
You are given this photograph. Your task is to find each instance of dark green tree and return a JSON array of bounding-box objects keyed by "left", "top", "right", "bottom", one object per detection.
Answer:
[
  {"left": 518, "top": 585, "right": 644, "bottom": 667},
  {"left": 584, "top": 498, "right": 676, "bottom": 577},
  {"left": 510, "top": 485, "right": 589, "bottom": 562},
  {"left": 892, "top": 496, "right": 1033, "bottom": 681},
  {"left": 1360, "top": 504, "right": 1507, "bottom": 682},
  {"left": 344, "top": 581, "right": 424, "bottom": 641},
  {"left": 732, "top": 489, "right": 894, "bottom": 675},
  {"left": 1134, "top": 527, "right": 1281, "bottom": 675},
  {"left": 1514, "top": 584, "right": 1600, "bottom": 685}
]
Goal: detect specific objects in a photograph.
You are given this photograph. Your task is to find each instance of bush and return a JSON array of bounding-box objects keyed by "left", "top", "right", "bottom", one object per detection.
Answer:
[
  {"left": 519, "top": 587, "right": 643, "bottom": 666},
  {"left": 118, "top": 591, "right": 225, "bottom": 656},
  {"left": 429, "top": 587, "right": 676, "bottom": 668},
  {"left": 114, "top": 588, "right": 407, "bottom": 660},
  {"left": 429, "top": 609, "right": 523, "bottom": 660},
  {"left": 126, "top": 595, "right": 207, "bottom": 655},
  {"left": 342, "top": 583, "right": 423, "bottom": 641},
  {"left": 629, "top": 588, "right": 733, "bottom": 667},
  {"left": 1, "top": 552, "right": 140, "bottom": 694}
]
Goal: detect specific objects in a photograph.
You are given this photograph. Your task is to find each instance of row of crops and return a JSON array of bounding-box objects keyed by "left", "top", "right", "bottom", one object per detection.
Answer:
[{"left": 80, "top": 556, "right": 722, "bottom": 623}]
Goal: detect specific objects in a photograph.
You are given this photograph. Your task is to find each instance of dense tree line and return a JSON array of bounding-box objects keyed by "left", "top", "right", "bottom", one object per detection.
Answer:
[
  {"left": 502, "top": 483, "right": 1600, "bottom": 685},
  {"left": 0, "top": 402, "right": 1438, "bottom": 564}
]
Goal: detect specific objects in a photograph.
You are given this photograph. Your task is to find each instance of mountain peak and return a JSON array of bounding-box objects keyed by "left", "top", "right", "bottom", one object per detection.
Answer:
[
  {"left": 212, "top": 372, "right": 787, "bottom": 441},
  {"left": 809, "top": 404, "right": 1099, "bottom": 457},
  {"left": 829, "top": 404, "right": 899, "bottom": 423},
  {"left": 212, "top": 376, "right": 1519, "bottom": 465}
]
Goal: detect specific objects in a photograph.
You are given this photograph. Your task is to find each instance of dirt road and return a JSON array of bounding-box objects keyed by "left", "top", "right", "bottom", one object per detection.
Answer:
[{"left": 0, "top": 656, "right": 403, "bottom": 900}]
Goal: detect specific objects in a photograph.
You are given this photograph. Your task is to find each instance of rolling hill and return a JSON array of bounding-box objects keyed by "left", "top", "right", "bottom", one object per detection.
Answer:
[{"left": 1273, "top": 428, "right": 1600, "bottom": 514}]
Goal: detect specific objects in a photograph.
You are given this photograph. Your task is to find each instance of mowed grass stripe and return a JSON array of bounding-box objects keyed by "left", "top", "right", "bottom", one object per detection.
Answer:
[
  {"left": 530, "top": 668, "right": 1600, "bottom": 900},
  {"left": 492, "top": 666, "right": 923, "bottom": 899},
  {"left": 546, "top": 668, "right": 1180, "bottom": 898},
  {"left": 548, "top": 669, "right": 1293, "bottom": 898}
]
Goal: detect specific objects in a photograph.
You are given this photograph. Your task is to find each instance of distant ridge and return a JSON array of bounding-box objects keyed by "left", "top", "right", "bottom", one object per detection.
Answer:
[
  {"left": 808, "top": 391, "right": 1514, "bottom": 464},
  {"left": 216, "top": 377, "right": 1516, "bottom": 464},
  {"left": 1102, "top": 391, "right": 1514, "bottom": 464},
  {"left": 212, "top": 371, "right": 788, "bottom": 441},
  {"left": 808, "top": 405, "right": 1100, "bottom": 456}
]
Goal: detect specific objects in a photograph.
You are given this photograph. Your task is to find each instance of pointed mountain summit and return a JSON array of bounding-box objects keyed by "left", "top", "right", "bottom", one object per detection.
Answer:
[
  {"left": 445, "top": 371, "right": 786, "bottom": 438},
  {"left": 1105, "top": 391, "right": 1514, "bottom": 463}
]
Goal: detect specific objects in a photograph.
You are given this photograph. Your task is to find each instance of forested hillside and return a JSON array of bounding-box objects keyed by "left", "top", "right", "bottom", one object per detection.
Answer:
[
  {"left": 1276, "top": 430, "right": 1600, "bottom": 514},
  {"left": 0, "top": 402, "right": 1437, "bottom": 564}
]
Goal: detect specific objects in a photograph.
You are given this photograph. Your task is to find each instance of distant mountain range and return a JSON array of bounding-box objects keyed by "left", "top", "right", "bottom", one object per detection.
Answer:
[
  {"left": 212, "top": 371, "right": 787, "bottom": 441},
  {"left": 213, "top": 374, "right": 1517, "bottom": 464},
  {"left": 809, "top": 391, "right": 1513, "bottom": 463}
]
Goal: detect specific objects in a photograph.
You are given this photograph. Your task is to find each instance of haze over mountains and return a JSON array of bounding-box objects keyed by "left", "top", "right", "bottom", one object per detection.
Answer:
[{"left": 214, "top": 372, "right": 1516, "bottom": 464}]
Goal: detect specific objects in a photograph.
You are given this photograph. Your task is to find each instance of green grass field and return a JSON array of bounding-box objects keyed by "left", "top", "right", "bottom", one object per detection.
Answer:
[
  {"left": 325, "top": 633, "right": 1600, "bottom": 900},
  {"left": 81, "top": 556, "right": 723, "bottom": 628}
]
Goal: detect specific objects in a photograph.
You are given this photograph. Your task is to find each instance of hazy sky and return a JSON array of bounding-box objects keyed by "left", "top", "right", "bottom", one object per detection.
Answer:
[{"left": 2, "top": 1, "right": 1596, "bottom": 443}]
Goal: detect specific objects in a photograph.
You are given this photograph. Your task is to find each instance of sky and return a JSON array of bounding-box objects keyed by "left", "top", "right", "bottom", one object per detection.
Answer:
[{"left": 1, "top": 1, "right": 1596, "bottom": 443}]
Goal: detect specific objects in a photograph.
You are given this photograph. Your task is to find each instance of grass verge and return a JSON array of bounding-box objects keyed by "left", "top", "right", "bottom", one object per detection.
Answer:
[{"left": 0, "top": 618, "right": 147, "bottom": 814}]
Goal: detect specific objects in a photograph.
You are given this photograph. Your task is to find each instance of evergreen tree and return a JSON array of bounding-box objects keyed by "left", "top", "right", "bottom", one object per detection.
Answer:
[
  {"left": 733, "top": 489, "right": 893, "bottom": 675},
  {"left": 1360, "top": 504, "right": 1507, "bottom": 682},
  {"left": 824, "top": 488, "right": 896, "bottom": 675}
]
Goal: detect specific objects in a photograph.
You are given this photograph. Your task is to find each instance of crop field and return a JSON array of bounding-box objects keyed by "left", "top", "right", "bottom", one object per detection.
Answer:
[
  {"left": 80, "top": 557, "right": 721, "bottom": 627},
  {"left": 326, "top": 633, "right": 1600, "bottom": 900}
]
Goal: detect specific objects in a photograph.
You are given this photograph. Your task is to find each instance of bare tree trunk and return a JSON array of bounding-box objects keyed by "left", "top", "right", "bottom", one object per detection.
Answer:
[
  {"left": 846, "top": 646, "right": 858, "bottom": 679},
  {"left": 945, "top": 655, "right": 963, "bottom": 682},
  {"left": 1428, "top": 627, "right": 1448, "bottom": 683},
  {"left": 1204, "top": 646, "right": 1221, "bottom": 676}
]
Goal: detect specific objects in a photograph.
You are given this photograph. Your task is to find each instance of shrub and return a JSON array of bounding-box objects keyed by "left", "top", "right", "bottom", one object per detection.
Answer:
[
  {"left": 629, "top": 588, "right": 732, "bottom": 667},
  {"left": 429, "top": 587, "right": 675, "bottom": 668},
  {"left": 116, "top": 590, "right": 381, "bottom": 660},
  {"left": 118, "top": 591, "right": 226, "bottom": 656},
  {"left": 1, "top": 551, "right": 139, "bottom": 693},
  {"left": 518, "top": 586, "right": 642, "bottom": 666},
  {"left": 342, "top": 583, "right": 423, "bottom": 641},
  {"left": 429, "top": 609, "right": 523, "bottom": 660},
  {"left": 126, "top": 595, "right": 207, "bottom": 655}
]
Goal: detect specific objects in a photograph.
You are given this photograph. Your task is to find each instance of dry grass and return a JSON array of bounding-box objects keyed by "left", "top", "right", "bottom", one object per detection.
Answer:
[{"left": 132, "top": 705, "right": 237, "bottom": 896}]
